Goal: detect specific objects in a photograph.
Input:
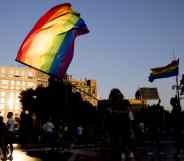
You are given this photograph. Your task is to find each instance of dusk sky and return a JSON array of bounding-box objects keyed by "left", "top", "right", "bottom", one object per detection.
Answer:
[{"left": 0, "top": 0, "right": 184, "bottom": 110}]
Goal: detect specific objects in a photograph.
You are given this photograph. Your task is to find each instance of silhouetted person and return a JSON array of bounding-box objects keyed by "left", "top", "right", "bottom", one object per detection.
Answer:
[
  {"left": 19, "top": 110, "right": 33, "bottom": 148},
  {"left": 147, "top": 99, "right": 164, "bottom": 160},
  {"left": 42, "top": 117, "right": 55, "bottom": 149},
  {"left": 6, "top": 112, "right": 14, "bottom": 160},
  {"left": 170, "top": 96, "right": 182, "bottom": 158},
  {"left": 107, "top": 88, "right": 131, "bottom": 161},
  {"left": 0, "top": 116, "right": 8, "bottom": 161}
]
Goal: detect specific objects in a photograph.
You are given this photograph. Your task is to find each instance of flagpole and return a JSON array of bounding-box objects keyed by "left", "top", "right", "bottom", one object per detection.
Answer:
[
  {"left": 175, "top": 59, "right": 181, "bottom": 109},
  {"left": 173, "top": 50, "right": 180, "bottom": 104},
  {"left": 176, "top": 75, "right": 179, "bottom": 99}
]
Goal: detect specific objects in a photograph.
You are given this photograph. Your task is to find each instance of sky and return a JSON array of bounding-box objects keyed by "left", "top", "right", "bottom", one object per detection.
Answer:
[{"left": 0, "top": 0, "right": 184, "bottom": 111}]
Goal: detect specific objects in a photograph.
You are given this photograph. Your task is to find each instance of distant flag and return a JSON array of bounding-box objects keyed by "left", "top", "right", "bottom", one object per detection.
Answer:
[
  {"left": 149, "top": 59, "right": 179, "bottom": 82},
  {"left": 16, "top": 3, "right": 89, "bottom": 79}
]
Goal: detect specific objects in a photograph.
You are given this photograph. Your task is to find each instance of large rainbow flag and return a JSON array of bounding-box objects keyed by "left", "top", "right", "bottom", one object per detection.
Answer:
[
  {"left": 16, "top": 3, "right": 89, "bottom": 79},
  {"left": 149, "top": 59, "right": 179, "bottom": 82}
]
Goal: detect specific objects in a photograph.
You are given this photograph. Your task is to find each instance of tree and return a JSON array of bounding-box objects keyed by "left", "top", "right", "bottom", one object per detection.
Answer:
[
  {"left": 19, "top": 76, "right": 97, "bottom": 126},
  {"left": 19, "top": 88, "right": 35, "bottom": 112},
  {"left": 19, "top": 78, "right": 68, "bottom": 121}
]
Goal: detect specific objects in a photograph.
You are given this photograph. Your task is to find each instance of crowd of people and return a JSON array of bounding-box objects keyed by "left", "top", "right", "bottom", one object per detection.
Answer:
[
  {"left": 0, "top": 88, "right": 183, "bottom": 161},
  {"left": 101, "top": 89, "right": 183, "bottom": 161}
]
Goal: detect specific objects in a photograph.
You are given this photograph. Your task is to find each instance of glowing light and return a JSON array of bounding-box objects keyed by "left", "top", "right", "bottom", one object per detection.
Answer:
[
  {"left": 0, "top": 104, "right": 5, "bottom": 109},
  {"left": 1, "top": 98, "right": 5, "bottom": 103},
  {"left": 1, "top": 91, "right": 5, "bottom": 97},
  {"left": 13, "top": 148, "right": 42, "bottom": 161},
  {"left": 8, "top": 92, "right": 14, "bottom": 110},
  {"left": 25, "top": 110, "right": 29, "bottom": 115}
]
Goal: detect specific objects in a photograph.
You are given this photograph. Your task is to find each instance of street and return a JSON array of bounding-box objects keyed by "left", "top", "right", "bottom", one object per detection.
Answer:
[{"left": 12, "top": 139, "right": 184, "bottom": 161}]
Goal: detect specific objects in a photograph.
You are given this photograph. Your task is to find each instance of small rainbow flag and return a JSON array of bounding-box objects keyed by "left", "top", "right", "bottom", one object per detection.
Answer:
[
  {"left": 149, "top": 59, "right": 179, "bottom": 82},
  {"left": 16, "top": 3, "right": 89, "bottom": 79}
]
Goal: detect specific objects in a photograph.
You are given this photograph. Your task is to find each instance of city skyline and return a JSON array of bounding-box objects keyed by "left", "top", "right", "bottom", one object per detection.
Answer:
[{"left": 0, "top": 0, "right": 184, "bottom": 110}]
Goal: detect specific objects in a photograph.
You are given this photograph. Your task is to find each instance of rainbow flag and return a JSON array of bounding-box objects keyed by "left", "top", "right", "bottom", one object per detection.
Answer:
[
  {"left": 149, "top": 59, "right": 179, "bottom": 82},
  {"left": 16, "top": 3, "right": 89, "bottom": 79}
]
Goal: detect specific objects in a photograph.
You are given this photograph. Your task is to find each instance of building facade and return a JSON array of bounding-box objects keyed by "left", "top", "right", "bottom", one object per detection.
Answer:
[
  {"left": 0, "top": 66, "right": 49, "bottom": 118},
  {"left": 0, "top": 67, "right": 98, "bottom": 119},
  {"left": 64, "top": 75, "right": 98, "bottom": 106}
]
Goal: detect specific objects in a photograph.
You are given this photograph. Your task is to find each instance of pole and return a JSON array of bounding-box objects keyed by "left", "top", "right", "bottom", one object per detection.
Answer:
[
  {"left": 176, "top": 75, "right": 181, "bottom": 108},
  {"left": 176, "top": 75, "right": 179, "bottom": 98}
]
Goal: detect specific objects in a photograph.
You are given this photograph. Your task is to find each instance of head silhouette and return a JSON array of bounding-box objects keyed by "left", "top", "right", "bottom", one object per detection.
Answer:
[
  {"left": 7, "top": 112, "right": 13, "bottom": 118},
  {"left": 108, "top": 88, "right": 124, "bottom": 108}
]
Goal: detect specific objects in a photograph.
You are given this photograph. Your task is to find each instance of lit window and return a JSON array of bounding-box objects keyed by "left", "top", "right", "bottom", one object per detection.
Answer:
[
  {"left": 16, "top": 81, "right": 20, "bottom": 85},
  {"left": 1, "top": 80, "right": 8, "bottom": 85},
  {"left": 28, "top": 82, "right": 35, "bottom": 87},
  {"left": 0, "top": 98, "right": 5, "bottom": 103},
  {"left": 8, "top": 98, "right": 14, "bottom": 110},
  {"left": 1, "top": 92, "right": 5, "bottom": 97},
  {"left": 17, "top": 86, "right": 21, "bottom": 90},
  {"left": 0, "top": 104, "right": 5, "bottom": 109},
  {"left": 7, "top": 92, "right": 14, "bottom": 110},
  {"left": 10, "top": 92, "right": 14, "bottom": 96},
  {"left": 11, "top": 81, "right": 15, "bottom": 85},
  {"left": 10, "top": 86, "right": 14, "bottom": 90}
]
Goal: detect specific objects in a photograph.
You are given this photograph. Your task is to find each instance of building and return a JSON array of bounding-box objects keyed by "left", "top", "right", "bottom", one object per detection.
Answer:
[
  {"left": 129, "top": 99, "right": 146, "bottom": 111},
  {"left": 0, "top": 66, "right": 49, "bottom": 118},
  {"left": 0, "top": 67, "right": 98, "bottom": 119},
  {"left": 135, "top": 87, "right": 160, "bottom": 106},
  {"left": 64, "top": 75, "right": 98, "bottom": 106}
]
